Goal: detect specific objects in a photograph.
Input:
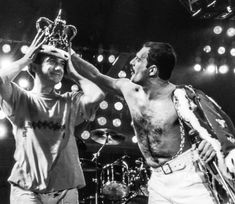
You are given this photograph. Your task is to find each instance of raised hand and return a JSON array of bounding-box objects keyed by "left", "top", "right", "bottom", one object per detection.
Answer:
[{"left": 23, "top": 29, "right": 46, "bottom": 62}]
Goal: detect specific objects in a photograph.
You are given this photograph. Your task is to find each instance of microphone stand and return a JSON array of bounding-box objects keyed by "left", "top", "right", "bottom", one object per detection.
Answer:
[
  {"left": 92, "top": 134, "right": 109, "bottom": 204},
  {"left": 193, "top": 135, "right": 235, "bottom": 203}
]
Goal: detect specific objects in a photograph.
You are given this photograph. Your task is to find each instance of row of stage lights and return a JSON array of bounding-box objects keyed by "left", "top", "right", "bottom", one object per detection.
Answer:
[
  {"left": 193, "top": 25, "right": 235, "bottom": 75},
  {"left": 193, "top": 63, "right": 234, "bottom": 74},
  {"left": 1, "top": 43, "right": 117, "bottom": 64}
]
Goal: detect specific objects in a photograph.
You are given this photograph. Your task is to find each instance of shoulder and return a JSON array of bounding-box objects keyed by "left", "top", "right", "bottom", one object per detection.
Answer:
[{"left": 116, "top": 78, "right": 143, "bottom": 93}]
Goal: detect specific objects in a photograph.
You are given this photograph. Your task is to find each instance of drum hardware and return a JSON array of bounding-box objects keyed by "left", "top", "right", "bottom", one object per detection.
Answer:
[
  {"left": 80, "top": 158, "right": 101, "bottom": 172},
  {"left": 88, "top": 128, "right": 126, "bottom": 204},
  {"left": 129, "top": 158, "right": 150, "bottom": 197},
  {"left": 124, "top": 195, "right": 148, "bottom": 204},
  {"left": 100, "top": 156, "right": 130, "bottom": 201},
  {"left": 90, "top": 128, "right": 125, "bottom": 145}
]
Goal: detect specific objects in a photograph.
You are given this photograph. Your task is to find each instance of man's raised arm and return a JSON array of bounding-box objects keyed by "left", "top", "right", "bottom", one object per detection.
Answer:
[
  {"left": 71, "top": 52, "right": 122, "bottom": 95},
  {"left": 0, "top": 30, "right": 45, "bottom": 102}
]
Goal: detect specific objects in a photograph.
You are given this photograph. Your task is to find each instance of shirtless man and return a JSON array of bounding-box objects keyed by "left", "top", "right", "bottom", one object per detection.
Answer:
[{"left": 70, "top": 42, "right": 227, "bottom": 203}]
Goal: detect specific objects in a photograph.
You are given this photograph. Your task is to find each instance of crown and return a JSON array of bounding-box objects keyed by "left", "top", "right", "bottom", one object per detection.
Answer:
[{"left": 36, "top": 9, "right": 77, "bottom": 60}]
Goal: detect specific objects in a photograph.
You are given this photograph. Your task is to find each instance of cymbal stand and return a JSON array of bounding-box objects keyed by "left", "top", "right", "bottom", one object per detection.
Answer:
[{"left": 91, "top": 134, "right": 109, "bottom": 204}]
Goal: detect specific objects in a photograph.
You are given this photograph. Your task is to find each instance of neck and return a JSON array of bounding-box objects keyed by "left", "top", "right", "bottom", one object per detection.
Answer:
[
  {"left": 31, "top": 76, "right": 55, "bottom": 95},
  {"left": 144, "top": 77, "right": 176, "bottom": 99}
]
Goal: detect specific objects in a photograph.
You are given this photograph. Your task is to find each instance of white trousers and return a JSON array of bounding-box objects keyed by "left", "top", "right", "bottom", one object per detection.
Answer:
[{"left": 148, "top": 149, "right": 218, "bottom": 204}]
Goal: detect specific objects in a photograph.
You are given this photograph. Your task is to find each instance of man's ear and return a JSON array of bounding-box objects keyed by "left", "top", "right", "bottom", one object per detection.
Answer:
[{"left": 148, "top": 65, "right": 158, "bottom": 77}]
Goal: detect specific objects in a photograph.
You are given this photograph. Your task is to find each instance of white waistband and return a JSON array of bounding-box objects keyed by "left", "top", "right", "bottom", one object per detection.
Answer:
[{"left": 151, "top": 148, "right": 198, "bottom": 175}]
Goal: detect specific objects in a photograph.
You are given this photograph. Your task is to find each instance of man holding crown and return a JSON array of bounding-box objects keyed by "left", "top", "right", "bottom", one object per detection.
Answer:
[{"left": 0, "top": 11, "right": 104, "bottom": 204}]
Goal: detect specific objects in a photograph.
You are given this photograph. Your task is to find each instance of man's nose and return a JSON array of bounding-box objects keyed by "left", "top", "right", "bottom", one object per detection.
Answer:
[
  {"left": 130, "top": 58, "right": 135, "bottom": 65},
  {"left": 54, "top": 64, "right": 63, "bottom": 71}
]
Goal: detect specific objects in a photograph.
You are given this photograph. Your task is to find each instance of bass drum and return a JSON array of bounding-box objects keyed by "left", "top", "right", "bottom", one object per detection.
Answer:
[{"left": 126, "top": 195, "right": 148, "bottom": 204}]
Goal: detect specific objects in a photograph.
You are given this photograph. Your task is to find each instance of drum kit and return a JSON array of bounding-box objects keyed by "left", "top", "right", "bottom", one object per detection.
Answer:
[{"left": 79, "top": 128, "right": 150, "bottom": 204}]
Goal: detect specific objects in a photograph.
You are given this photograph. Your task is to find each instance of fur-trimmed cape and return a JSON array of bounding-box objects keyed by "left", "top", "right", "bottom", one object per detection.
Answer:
[{"left": 172, "top": 85, "right": 235, "bottom": 203}]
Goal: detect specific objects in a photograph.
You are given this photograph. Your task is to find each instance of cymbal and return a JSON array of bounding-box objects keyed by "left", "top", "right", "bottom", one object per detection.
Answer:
[
  {"left": 90, "top": 128, "right": 125, "bottom": 145},
  {"left": 80, "top": 158, "right": 101, "bottom": 172}
]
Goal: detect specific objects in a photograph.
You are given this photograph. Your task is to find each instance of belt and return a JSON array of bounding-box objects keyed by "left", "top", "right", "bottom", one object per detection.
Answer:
[{"left": 151, "top": 149, "right": 195, "bottom": 175}]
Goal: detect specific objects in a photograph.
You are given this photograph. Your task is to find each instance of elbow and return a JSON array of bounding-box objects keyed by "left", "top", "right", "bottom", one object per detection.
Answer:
[{"left": 94, "top": 90, "right": 105, "bottom": 103}]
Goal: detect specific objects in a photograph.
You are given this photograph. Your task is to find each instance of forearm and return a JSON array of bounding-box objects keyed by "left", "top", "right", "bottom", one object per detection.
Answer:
[
  {"left": 71, "top": 53, "right": 101, "bottom": 82},
  {"left": 0, "top": 57, "right": 32, "bottom": 82}
]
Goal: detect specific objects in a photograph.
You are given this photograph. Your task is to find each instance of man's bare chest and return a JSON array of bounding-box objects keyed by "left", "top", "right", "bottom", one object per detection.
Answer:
[{"left": 132, "top": 99, "right": 178, "bottom": 135}]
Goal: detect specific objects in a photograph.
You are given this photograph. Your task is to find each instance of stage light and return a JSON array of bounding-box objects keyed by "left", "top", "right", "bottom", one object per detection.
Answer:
[
  {"left": 218, "top": 65, "right": 229, "bottom": 74},
  {"left": 54, "top": 82, "right": 62, "bottom": 90},
  {"left": 20, "top": 45, "right": 29, "bottom": 54},
  {"left": 2, "top": 44, "right": 11, "bottom": 53},
  {"left": 132, "top": 136, "right": 138, "bottom": 143},
  {"left": 97, "top": 117, "right": 107, "bottom": 126},
  {"left": 213, "top": 26, "right": 223, "bottom": 35},
  {"left": 97, "top": 54, "right": 104, "bottom": 63},
  {"left": 0, "top": 123, "right": 7, "bottom": 139},
  {"left": 118, "top": 70, "right": 127, "bottom": 78},
  {"left": 71, "top": 84, "right": 79, "bottom": 92},
  {"left": 193, "top": 64, "right": 202, "bottom": 72},
  {"left": 81, "top": 130, "right": 90, "bottom": 140},
  {"left": 108, "top": 55, "right": 116, "bottom": 63},
  {"left": 112, "top": 118, "right": 121, "bottom": 127},
  {"left": 0, "top": 57, "right": 12, "bottom": 69},
  {"left": 206, "top": 64, "right": 217, "bottom": 74},
  {"left": 99, "top": 100, "right": 108, "bottom": 110},
  {"left": 217, "top": 46, "right": 226, "bottom": 55},
  {"left": 114, "top": 102, "right": 123, "bottom": 111},
  {"left": 227, "top": 27, "right": 235, "bottom": 37},
  {"left": 230, "top": 48, "right": 235, "bottom": 57},
  {"left": 0, "top": 109, "right": 6, "bottom": 120},
  {"left": 18, "top": 78, "right": 30, "bottom": 90},
  {"left": 203, "top": 45, "right": 211, "bottom": 53}
]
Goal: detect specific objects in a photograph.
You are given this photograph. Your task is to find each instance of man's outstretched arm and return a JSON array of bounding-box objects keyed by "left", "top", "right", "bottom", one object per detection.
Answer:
[{"left": 71, "top": 52, "right": 123, "bottom": 95}]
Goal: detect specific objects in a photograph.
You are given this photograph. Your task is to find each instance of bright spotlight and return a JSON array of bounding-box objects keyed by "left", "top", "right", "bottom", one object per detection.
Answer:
[
  {"left": 218, "top": 65, "right": 229, "bottom": 74},
  {"left": 193, "top": 64, "right": 202, "bottom": 72},
  {"left": 71, "top": 84, "right": 79, "bottom": 92},
  {"left": 97, "top": 54, "right": 104, "bottom": 63},
  {"left": 213, "top": 26, "right": 223, "bottom": 35},
  {"left": 2, "top": 44, "right": 11, "bottom": 53},
  {"left": 81, "top": 130, "right": 90, "bottom": 140},
  {"left": 97, "top": 117, "right": 107, "bottom": 126},
  {"left": 18, "top": 78, "right": 30, "bottom": 89},
  {"left": 132, "top": 136, "right": 138, "bottom": 143},
  {"left": 227, "top": 28, "right": 235, "bottom": 37},
  {"left": 99, "top": 100, "right": 108, "bottom": 110},
  {"left": 206, "top": 64, "right": 217, "bottom": 74},
  {"left": 54, "top": 82, "right": 62, "bottom": 90},
  {"left": 203, "top": 45, "right": 211, "bottom": 53},
  {"left": 112, "top": 118, "right": 121, "bottom": 127},
  {"left": 217, "top": 46, "right": 226, "bottom": 55},
  {"left": 0, "top": 123, "right": 7, "bottom": 139},
  {"left": 20, "top": 45, "right": 29, "bottom": 54},
  {"left": 108, "top": 55, "right": 116, "bottom": 63},
  {"left": 0, "top": 57, "right": 12, "bottom": 69},
  {"left": 118, "top": 70, "right": 127, "bottom": 78},
  {"left": 114, "top": 102, "right": 123, "bottom": 111},
  {"left": 230, "top": 48, "right": 235, "bottom": 57}
]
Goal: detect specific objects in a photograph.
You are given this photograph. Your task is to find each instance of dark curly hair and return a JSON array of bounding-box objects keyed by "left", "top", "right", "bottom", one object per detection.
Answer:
[{"left": 143, "top": 42, "right": 177, "bottom": 80}]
